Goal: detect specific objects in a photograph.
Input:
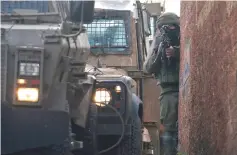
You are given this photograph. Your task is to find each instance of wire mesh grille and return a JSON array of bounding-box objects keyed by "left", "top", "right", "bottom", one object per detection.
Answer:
[
  {"left": 94, "top": 88, "right": 112, "bottom": 107},
  {"left": 84, "top": 19, "right": 128, "bottom": 49},
  {"left": 1, "top": 1, "right": 49, "bottom": 13}
]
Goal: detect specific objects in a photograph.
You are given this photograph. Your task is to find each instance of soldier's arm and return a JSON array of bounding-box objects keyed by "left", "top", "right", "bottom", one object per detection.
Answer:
[{"left": 143, "top": 34, "right": 162, "bottom": 74}]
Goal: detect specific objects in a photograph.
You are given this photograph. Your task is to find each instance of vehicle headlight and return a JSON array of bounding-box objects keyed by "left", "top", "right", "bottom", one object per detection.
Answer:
[
  {"left": 14, "top": 49, "right": 43, "bottom": 105},
  {"left": 93, "top": 88, "right": 112, "bottom": 107},
  {"left": 19, "top": 62, "right": 40, "bottom": 76},
  {"left": 17, "top": 88, "right": 39, "bottom": 102},
  {"left": 115, "top": 85, "right": 121, "bottom": 93}
]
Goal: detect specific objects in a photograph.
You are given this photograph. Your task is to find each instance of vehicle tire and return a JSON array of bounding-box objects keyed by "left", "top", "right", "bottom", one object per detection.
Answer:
[{"left": 115, "top": 118, "right": 142, "bottom": 155}]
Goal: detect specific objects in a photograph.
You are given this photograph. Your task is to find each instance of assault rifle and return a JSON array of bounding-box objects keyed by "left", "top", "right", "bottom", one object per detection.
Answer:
[
  {"left": 153, "top": 25, "right": 172, "bottom": 68},
  {"left": 145, "top": 25, "right": 179, "bottom": 75}
]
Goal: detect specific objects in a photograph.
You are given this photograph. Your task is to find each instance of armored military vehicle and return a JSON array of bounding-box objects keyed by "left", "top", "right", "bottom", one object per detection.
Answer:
[
  {"left": 83, "top": 1, "right": 161, "bottom": 155},
  {"left": 85, "top": 65, "right": 143, "bottom": 155},
  {"left": 1, "top": 1, "right": 96, "bottom": 155}
]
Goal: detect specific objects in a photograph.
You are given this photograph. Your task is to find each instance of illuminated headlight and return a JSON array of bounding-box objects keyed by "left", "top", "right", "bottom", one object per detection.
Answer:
[
  {"left": 93, "top": 88, "right": 112, "bottom": 107},
  {"left": 19, "top": 62, "right": 40, "bottom": 76},
  {"left": 17, "top": 88, "right": 39, "bottom": 102},
  {"left": 115, "top": 85, "right": 121, "bottom": 93}
]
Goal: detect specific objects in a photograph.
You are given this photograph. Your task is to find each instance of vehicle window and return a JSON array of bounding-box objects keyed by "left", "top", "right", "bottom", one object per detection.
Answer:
[
  {"left": 1, "top": 1, "right": 50, "bottom": 13},
  {"left": 84, "top": 19, "right": 129, "bottom": 53}
]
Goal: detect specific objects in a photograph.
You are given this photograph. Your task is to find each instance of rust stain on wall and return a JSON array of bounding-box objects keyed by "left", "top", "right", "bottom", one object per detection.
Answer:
[
  {"left": 180, "top": 1, "right": 237, "bottom": 155},
  {"left": 196, "top": 1, "right": 214, "bottom": 29}
]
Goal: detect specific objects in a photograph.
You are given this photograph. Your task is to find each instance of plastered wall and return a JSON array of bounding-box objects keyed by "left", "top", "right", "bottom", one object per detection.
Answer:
[{"left": 179, "top": 1, "right": 237, "bottom": 155}]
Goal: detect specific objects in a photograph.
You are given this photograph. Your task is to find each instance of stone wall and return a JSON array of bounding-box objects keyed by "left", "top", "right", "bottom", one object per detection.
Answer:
[{"left": 179, "top": 1, "right": 237, "bottom": 155}]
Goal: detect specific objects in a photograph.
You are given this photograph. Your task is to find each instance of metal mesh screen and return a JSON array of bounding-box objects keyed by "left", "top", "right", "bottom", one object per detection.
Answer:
[
  {"left": 94, "top": 88, "right": 111, "bottom": 107},
  {"left": 1, "top": 1, "right": 49, "bottom": 13},
  {"left": 85, "top": 19, "right": 128, "bottom": 49}
]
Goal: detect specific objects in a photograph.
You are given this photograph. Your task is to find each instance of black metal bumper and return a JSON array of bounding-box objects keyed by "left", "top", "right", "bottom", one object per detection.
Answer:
[
  {"left": 96, "top": 115, "right": 131, "bottom": 135},
  {"left": 1, "top": 104, "right": 70, "bottom": 154}
]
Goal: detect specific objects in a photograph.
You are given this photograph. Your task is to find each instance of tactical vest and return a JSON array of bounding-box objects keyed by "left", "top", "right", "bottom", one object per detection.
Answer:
[{"left": 156, "top": 58, "right": 179, "bottom": 93}]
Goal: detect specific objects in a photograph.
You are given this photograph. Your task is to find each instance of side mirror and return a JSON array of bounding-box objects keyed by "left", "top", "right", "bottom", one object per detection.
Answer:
[
  {"left": 142, "top": 5, "right": 151, "bottom": 36},
  {"left": 70, "top": 1, "right": 95, "bottom": 24}
]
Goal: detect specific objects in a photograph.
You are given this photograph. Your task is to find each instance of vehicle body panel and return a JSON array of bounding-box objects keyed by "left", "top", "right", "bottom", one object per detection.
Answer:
[
  {"left": 1, "top": 21, "right": 91, "bottom": 152},
  {"left": 85, "top": 6, "right": 162, "bottom": 155},
  {"left": 89, "top": 73, "right": 139, "bottom": 136},
  {"left": 1, "top": 104, "right": 69, "bottom": 154},
  {"left": 143, "top": 78, "right": 160, "bottom": 123},
  {"left": 86, "top": 9, "right": 160, "bottom": 123},
  {"left": 87, "top": 12, "right": 138, "bottom": 67},
  {"left": 70, "top": 75, "right": 96, "bottom": 128},
  {"left": 1, "top": 23, "right": 70, "bottom": 153}
]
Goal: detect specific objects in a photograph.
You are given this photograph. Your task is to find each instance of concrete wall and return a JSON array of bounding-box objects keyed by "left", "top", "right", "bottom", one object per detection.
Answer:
[{"left": 179, "top": 1, "right": 237, "bottom": 155}]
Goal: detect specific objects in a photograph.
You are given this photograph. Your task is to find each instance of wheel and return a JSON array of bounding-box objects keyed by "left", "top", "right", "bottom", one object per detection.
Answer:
[{"left": 115, "top": 118, "right": 142, "bottom": 155}]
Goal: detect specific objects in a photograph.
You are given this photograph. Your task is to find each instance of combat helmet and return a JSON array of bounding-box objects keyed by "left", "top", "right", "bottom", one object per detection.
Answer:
[{"left": 156, "top": 12, "right": 180, "bottom": 28}]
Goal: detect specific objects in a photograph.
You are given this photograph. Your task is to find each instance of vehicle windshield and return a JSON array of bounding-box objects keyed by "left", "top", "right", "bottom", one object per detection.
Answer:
[
  {"left": 1, "top": 1, "right": 51, "bottom": 13},
  {"left": 84, "top": 18, "right": 128, "bottom": 53}
]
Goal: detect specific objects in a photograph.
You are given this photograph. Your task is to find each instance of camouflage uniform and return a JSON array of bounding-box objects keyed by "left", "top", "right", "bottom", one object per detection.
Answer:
[{"left": 143, "top": 12, "right": 180, "bottom": 155}]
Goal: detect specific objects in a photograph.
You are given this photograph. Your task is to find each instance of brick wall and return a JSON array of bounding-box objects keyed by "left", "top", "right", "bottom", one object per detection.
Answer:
[{"left": 179, "top": 1, "right": 237, "bottom": 155}]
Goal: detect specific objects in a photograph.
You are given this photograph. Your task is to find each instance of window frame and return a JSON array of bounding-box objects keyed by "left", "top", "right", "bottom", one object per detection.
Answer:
[{"left": 85, "top": 10, "right": 132, "bottom": 55}]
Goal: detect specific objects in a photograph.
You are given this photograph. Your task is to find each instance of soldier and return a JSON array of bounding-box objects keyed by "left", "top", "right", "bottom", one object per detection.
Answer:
[{"left": 143, "top": 12, "right": 180, "bottom": 155}]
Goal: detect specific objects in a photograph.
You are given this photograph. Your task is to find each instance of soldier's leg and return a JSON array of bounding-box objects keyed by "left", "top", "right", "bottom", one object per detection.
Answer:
[
  {"left": 160, "top": 131, "right": 178, "bottom": 155},
  {"left": 159, "top": 92, "right": 178, "bottom": 155}
]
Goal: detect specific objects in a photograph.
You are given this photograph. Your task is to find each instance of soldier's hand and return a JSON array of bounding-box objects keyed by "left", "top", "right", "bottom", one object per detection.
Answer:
[
  {"left": 160, "top": 124, "right": 165, "bottom": 135},
  {"left": 166, "top": 46, "right": 175, "bottom": 58}
]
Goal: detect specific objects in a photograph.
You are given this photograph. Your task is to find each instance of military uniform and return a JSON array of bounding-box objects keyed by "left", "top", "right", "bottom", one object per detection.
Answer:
[{"left": 143, "top": 12, "right": 180, "bottom": 155}]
